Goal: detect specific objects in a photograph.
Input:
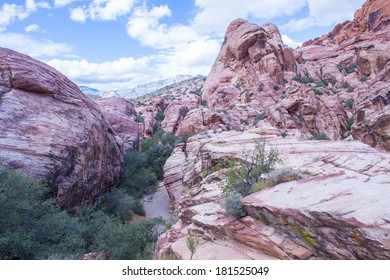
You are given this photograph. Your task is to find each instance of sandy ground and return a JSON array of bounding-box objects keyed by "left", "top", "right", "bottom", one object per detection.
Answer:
[{"left": 143, "top": 185, "right": 172, "bottom": 221}]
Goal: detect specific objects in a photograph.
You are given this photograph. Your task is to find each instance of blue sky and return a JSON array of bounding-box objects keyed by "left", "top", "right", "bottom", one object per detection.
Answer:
[{"left": 0, "top": 0, "right": 365, "bottom": 90}]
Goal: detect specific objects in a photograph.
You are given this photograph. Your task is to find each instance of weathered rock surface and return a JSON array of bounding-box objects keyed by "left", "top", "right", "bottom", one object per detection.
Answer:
[
  {"left": 0, "top": 47, "right": 123, "bottom": 211},
  {"left": 156, "top": 130, "right": 390, "bottom": 259},
  {"left": 194, "top": 0, "right": 390, "bottom": 151},
  {"left": 96, "top": 97, "right": 140, "bottom": 153}
]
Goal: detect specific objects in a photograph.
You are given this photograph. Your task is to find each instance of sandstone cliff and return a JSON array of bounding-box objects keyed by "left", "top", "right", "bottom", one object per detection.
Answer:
[
  {"left": 0, "top": 47, "right": 123, "bottom": 211},
  {"left": 157, "top": 131, "right": 390, "bottom": 260},
  {"left": 155, "top": 0, "right": 390, "bottom": 260}
]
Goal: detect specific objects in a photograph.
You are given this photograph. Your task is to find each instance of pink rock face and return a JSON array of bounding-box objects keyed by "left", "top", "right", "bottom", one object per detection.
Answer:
[
  {"left": 0, "top": 47, "right": 123, "bottom": 211},
  {"left": 96, "top": 97, "right": 140, "bottom": 153},
  {"left": 198, "top": 0, "right": 390, "bottom": 151},
  {"left": 136, "top": 96, "right": 165, "bottom": 138},
  {"left": 158, "top": 130, "right": 390, "bottom": 259}
]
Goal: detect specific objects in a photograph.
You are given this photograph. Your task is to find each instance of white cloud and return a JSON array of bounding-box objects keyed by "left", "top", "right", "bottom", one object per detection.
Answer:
[
  {"left": 0, "top": 33, "right": 72, "bottom": 57},
  {"left": 0, "top": 3, "right": 29, "bottom": 32},
  {"left": 46, "top": 56, "right": 150, "bottom": 84},
  {"left": 70, "top": 7, "right": 87, "bottom": 23},
  {"left": 281, "top": 34, "right": 302, "bottom": 49},
  {"left": 283, "top": 0, "right": 365, "bottom": 32},
  {"left": 126, "top": 5, "right": 201, "bottom": 49},
  {"left": 25, "top": 24, "right": 40, "bottom": 33},
  {"left": 69, "top": 0, "right": 135, "bottom": 22},
  {"left": 25, "top": 0, "right": 50, "bottom": 11},
  {"left": 192, "top": 0, "right": 307, "bottom": 34},
  {"left": 0, "top": 1, "right": 49, "bottom": 32},
  {"left": 54, "top": 0, "right": 77, "bottom": 7}
]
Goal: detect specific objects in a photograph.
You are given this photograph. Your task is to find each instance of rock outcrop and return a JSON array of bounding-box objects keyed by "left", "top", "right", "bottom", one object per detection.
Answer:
[
  {"left": 195, "top": 0, "right": 390, "bottom": 151},
  {"left": 0, "top": 47, "right": 123, "bottom": 211},
  {"left": 155, "top": 0, "right": 390, "bottom": 260},
  {"left": 156, "top": 130, "right": 390, "bottom": 259},
  {"left": 96, "top": 97, "right": 140, "bottom": 153}
]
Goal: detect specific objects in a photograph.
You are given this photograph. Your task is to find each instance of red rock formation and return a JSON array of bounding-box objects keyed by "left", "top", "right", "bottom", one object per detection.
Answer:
[
  {"left": 197, "top": 0, "right": 390, "bottom": 150},
  {"left": 0, "top": 47, "right": 122, "bottom": 211},
  {"left": 96, "top": 97, "right": 140, "bottom": 153},
  {"left": 305, "top": 0, "right": 390, "bottom": 45},
  {"left": 157, "top": 131, "right": 390, "bottom": 259}
]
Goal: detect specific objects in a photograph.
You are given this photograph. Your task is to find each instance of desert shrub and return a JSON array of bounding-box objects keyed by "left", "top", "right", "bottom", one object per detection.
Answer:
[
  {"left": 313, "top": 88, "right": 323, "bottom": 95},
  {"left": 314, "top": 80, "right": 328, "bottom": 88},
  {"left": 345, "top": 63, "right": 357, "bottom": 74},
  {"left": 178, "top": 133, "right": 191, "bottom": 144},
  {"left": 103, "top": 189, "right": 144, "bottom": 221},
  {"left": 359, "top": 76, "right": 368, "bottom": 82},
  {"left": 347, "top": 116, "right": 354, "bottom": 131},
  {"left": 135, "top": 114, "right": 144, "bottom": 123},
  {"left": 293, "top": 75, "right": 314, "bottom": 84},
  {"left": 222, "top": 193, "right": 246, "bottom": 219},
  {"left": 240, "top": 118, "right": 249, "bottom": 125},
  {"left": 186, "top": 236, "right": 199, "bottom": 260},
  {"left": 347, "top": 87, "right": 354, "bottom": 92},
  {"left": 201, "top": 100, "right": 208, "bottom": 106},
  {"left": 83, "top": 209, "right": 163, "bottom": 260},
  {"left": 266, "top": 168, "right": 304, "bottom": 188},
  {"left": 253, "top": 111, "right": 266, "bottom": 125},
  {"left": 120, "top": 129, "right": 177, "bottom": 197},
  {"left": 0, "top": 164, "right": 163, "bottom": 260},
  {"left": 222, "top": 139, "right": 279, "bottom": 196},
  {"left": 119, "top": 151, "right": 158, "bottom": 196},
  {"left": 0, "top": 165, "right": 85, "bottom": 260},
  {"left": 258, "top": 82, "right": 264, "bottom": 92},
  {"left": 313, "top": 132, "right": 330, "bottom": 140},
  {"left": 280, "top": 130, "right": 288, "bottom": 138},
  {"left": 345, "top": 98, "right": 354, "bottom": 109}
]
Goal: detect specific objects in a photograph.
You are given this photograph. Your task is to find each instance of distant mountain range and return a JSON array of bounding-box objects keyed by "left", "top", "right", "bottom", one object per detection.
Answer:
[{"left": 79, "top": 75, "right": 201, "bottom": 98}]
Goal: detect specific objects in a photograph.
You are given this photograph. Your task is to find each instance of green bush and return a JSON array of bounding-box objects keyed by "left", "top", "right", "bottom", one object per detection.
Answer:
[
  {"left": 313, "top": 88, "right": 323, "bottom": 95},
  {"left": 314, "top": 80, "right": 328, "bottom": 87},
  {"left": 81, "top": 209, "right": 162, "bottom": 260},
  {"left": 0, "top": 164, "right": 163, "bottom": 260},
  {"left": 293, "top": 76, "right": 314, "bottom": 84},
  {"left": 222, "top": 193, "right": 246, "bottom": 219},
  {"left": 347, "top": 116, "right": 354, "bottom": 131},
  {"left": 345, "top": 98, "right": 354, "bottom": 109},
  {"left": 345, "top": 63, "right": 357, "bottom": 74},
  {"left": 222, "top": 139, "right": 279, "bottom": 196},
  {"left": 253, "top": 111, "right": 265, "bottom": 125},
  {"left": 314, "top": 132, "right": 330, "bottom": 140},
  {"left": 135, "top": 114, "right": 144, "bottom": 123},
  {"left": 0, "top": 165, "right": 85, "bottom": 259},
  {"left": 266, "top": 168, "right": 304, "bottom": 187},
  {"left": 103, "top": 189, "right": 144, "bottom": 221}
]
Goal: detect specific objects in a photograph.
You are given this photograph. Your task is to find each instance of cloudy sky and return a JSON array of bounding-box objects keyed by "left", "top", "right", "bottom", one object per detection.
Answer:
[{"left": 0, "top": 0, "right": 365, "bottom": 90}]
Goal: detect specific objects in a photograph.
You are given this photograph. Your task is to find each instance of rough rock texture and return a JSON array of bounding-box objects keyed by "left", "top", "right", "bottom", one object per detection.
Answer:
[
  {"left": 96, "top": 97, "right": 140, "bottom": 153},
  {"left": 135, "top": 77, "right": 206, "bottom": 138},
  {"left": 305, "top": 0, "right": 390, "bottom": 45},
  {"left": 196, "top": 0, "right": 390, "bottom": 151},
  {"left": 0, "top": 47, "right": 122, "bottom": 211},
  {"left": 156, "top": 130, "right": 390, "bottom": 259}
]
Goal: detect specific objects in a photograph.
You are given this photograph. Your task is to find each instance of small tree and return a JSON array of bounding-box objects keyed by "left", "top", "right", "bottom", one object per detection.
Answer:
[
  {"left": 186, "top": 236, "right": 198, "bottom": 260},
  {"left": 222, "top": 138, "right": 279, "bottom": 196}
]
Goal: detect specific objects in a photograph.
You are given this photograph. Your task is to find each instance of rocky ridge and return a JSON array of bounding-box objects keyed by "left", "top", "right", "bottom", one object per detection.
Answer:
[{"left": 154, "top": 0, "right": 390, "bottom": 259}]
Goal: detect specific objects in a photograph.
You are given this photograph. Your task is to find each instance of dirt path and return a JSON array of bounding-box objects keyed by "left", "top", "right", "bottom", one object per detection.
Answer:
[{"left": 143, "top": 184, "right": 172, "bottom": 221}]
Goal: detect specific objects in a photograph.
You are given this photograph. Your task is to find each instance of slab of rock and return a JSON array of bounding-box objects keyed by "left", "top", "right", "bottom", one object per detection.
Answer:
[
  {"left": 158, "top": 130, "right": 390, "bottom": 259},
  {"left": 0, "top": 47, "right": 122, "bottom": 211}
]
